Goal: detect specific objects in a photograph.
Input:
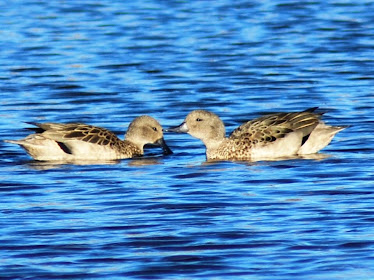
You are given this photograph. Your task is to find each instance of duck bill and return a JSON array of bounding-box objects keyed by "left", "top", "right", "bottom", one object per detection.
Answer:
[
  {"left": 166, "top": 122, "right": 189, "bottom": 133},
  {"left": 155, "top": 138, "right": 173, "bottom": 155}
]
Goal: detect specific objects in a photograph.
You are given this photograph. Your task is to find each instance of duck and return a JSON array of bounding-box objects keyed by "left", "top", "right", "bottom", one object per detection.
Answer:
[
  {"left": 5, "top": 115, "right": 172, "bottom": 161},
  {"left": 167, "top": 108, "right": 346, "bottom": 161}
]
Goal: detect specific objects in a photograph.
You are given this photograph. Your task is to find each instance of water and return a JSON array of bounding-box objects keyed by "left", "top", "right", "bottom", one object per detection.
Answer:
[{"left": 1, "top": 0, "right": 374, "bottom": 279}]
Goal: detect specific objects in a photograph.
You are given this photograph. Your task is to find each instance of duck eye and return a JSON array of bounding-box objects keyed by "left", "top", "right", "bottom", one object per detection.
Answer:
[
  {"left": 196, "top": 118, "right": 203, "bottom": 122},
  {"left": 152, "top": 127, "right": 158, "bottom": 131}
]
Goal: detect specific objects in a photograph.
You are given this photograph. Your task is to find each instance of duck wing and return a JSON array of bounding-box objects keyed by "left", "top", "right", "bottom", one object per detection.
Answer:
[
  {"left": 30, "top": 122, "right": 121, "bottom": 146},
  {"left": 229, "top": 108, "right": 322, "bottom": 145}
]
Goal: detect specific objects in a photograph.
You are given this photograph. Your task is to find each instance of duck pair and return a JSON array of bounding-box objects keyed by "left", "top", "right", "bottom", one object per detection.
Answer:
[{"left": 5, "top": 108, "right": 346, "bottom": 162}]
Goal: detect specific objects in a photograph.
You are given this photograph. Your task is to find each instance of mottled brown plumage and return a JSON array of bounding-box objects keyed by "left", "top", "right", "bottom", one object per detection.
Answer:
[
  {"left": 5, "top": 116, "right": 172, "bottom": 161},
  {"left": 168, "top": 108, "right": 346, "bottom": 161}
]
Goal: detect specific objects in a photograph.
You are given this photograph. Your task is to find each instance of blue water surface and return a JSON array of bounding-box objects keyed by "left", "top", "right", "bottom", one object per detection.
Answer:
[{"left": 1, "top": 0, "right": 374, "bottom": 279}]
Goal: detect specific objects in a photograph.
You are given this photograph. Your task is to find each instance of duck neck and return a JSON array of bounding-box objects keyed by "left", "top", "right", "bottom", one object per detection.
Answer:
[
  {"left": 204, "top": 138, "right": 224, "bottom": 157},
  {"left": 203, "top": 137, "right": 224, "bottom": 150},
  {"left": 201, "top": 121, "right": 226, "bottom": 156},
  {"left": 203, "top": 133, "right": 227, "bottom": 159},
  {"left": 124, "top": 135, "right": 144, "bottom": 154}
]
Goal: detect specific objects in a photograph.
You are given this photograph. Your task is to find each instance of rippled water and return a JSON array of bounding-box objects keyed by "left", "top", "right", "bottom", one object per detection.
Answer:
[{"left": 1, "top": 0, "right": 374, "bottom": 279}]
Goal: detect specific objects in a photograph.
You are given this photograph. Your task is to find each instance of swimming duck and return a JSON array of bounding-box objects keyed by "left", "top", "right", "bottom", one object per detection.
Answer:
[
  {"left": 167, "top": 108, "right": 346, "bottom": 161},
  {"left": 5, "top": 116, "right": 172, "bottom": 161}
]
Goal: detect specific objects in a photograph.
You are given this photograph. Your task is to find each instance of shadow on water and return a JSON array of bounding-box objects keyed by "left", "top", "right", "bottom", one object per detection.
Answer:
[
  {"left": 20, "top": 156, "right": 170, "bottom": 170},
  {"left": 204, "top": 153, "right": 333, "bottom": 165},
  {"left": 11, "top": 151, "right": 334, "bottom": 170}
]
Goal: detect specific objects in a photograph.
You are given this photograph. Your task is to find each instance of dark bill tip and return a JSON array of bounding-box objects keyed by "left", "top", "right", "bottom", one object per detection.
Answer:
[{"left": 156, "top": 138, "right": 173, "bottom": 155}]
